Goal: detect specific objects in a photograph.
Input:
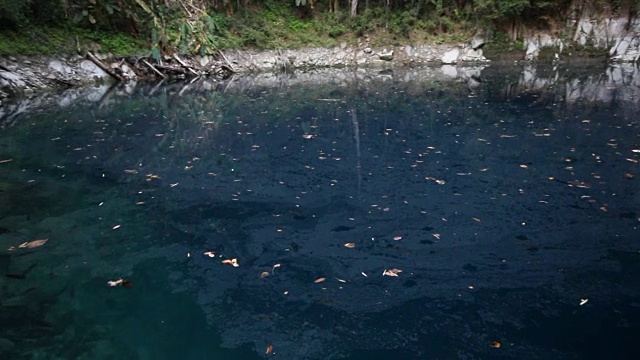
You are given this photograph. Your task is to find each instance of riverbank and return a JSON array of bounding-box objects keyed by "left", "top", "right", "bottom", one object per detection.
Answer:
[{"left": 0, "top": 39, "right": 490, "bottom": 102}]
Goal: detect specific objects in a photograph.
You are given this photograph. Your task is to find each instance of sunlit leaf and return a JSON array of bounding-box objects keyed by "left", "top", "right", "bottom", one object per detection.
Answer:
[
  {"left": 260, "top": 271, "right": 270, "bottom": 278},
  {"left": 272, "top": 263, "right": 281, "bottom": 274},
  {"left": 490, "top": 341, "right": 501, "bottom": 348},
  {"left": 19, "top": 239, "right": 48, "bottom": 249},
  {"left": 265, "top": 344, "right": 273, "bottom": 354},
  {"left": 314, "top": 277, "right": 326, "bottom": 283},
  {"left": 204, "top": 251, "right": 215, "bottom": 258},
  {"left": 382, "top": 268, "right": 402, "bottom": 277},
  {"left": 344, "top": 242, "right": 356, "bottom": 248},
  {"left": 221, "top": 258, "right": 239, "bottom": 267},
  {"left": 580, "top": 298, "right": 588, "bottom": 305},
  {"left": 393, "top": 236, "right": 402, "bottom": 241},
  {"left": 567, "top": 180, "right": 591, "bottom": 189}
]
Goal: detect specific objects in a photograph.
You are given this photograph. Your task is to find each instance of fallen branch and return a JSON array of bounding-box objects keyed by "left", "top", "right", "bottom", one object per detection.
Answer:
[
  {"left": 172, "top": 54, "right": 199, "bottom": 76},
  {"left": 142, "top": 59, "right": 167, "bottom": 78},
  {"left": 86, "top": 52, "right": 124, "bottom": 82},
  {"left": 219, "top": 50, "right": 237, "bottom": 73}
]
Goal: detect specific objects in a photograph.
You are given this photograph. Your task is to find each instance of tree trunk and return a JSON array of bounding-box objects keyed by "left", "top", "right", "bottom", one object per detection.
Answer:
[{"left": 351, "top": 0, "right": 358, "bottom": 17}]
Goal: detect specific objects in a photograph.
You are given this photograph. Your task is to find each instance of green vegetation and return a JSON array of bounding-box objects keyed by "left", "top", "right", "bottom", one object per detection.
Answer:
[{"left": 0, "top": 0, "right": 638, "bottom": 56}]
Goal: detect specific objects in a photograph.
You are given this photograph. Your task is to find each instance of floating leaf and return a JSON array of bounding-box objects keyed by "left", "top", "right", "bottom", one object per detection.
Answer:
[
  {"left": 393, "top": 236, "right": 403, "bottom": 241},
  {"left": 314, "top": 277, "right": 326, "bottom": 283},
  {"left": 568, "top": 180, "right": 591, "bottom": 189},
  {"left": 344, "top": 242, "right": 356, "bottom": 248},
  {"left": 221, "top": 258, "right": 239, "bottom": 267},
  {"left": 383, "top": 268, "right": 402, "bottom": 277},
  {"left": 490, "top": 341, "right": 501, "bottom": 348},
  {"left": 203, "top": 251, "right": 215, "bottom": 258},
  {"left": 19, "top": 239, "right": 48, "bottom": 249},
  {"left": 272, "top": 263, "right": 281, "bottom": 274},
  {"left": 580, "top": 298, "right": 588, "bottom": 305},
  {"left": 265, "top": 344, "right": 273, "bottom": 354},
  {"left": 260, "top": 271, "right": 270, "bottom": 278},
  {"left": 107, "top": 278, "right": 131, "bottom": 287}
]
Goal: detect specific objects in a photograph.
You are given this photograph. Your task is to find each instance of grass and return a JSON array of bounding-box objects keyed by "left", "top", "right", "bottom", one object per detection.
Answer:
[{"left": 0, "top": 25, "right": 147, "bottom": 56}]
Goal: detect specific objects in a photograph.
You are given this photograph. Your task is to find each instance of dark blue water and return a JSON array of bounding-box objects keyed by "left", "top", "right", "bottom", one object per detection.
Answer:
[{"left": 1, "top": 64, "right": 639, "bottom": 359}]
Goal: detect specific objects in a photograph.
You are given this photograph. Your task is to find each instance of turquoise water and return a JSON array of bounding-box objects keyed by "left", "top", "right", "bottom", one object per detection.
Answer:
[{"left": 1, "top": 64, "right": 639, "bottom": 359}]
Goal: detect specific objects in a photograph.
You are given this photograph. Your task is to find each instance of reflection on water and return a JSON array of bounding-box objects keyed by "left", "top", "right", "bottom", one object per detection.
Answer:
[{"left": 1, "top": 64, "right": 639, "bottom": 359}]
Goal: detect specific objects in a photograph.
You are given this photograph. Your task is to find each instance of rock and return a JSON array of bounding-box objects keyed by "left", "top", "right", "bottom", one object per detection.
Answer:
[
  {"left": 0, "top": 71, "right": 26, "bottom": 88},
  {"left": 378, "top": 50, "right": 394, "bottom": 61},
  {"left": 79, "top": 60, "right": 109, "bottom": 80},
  {"left": 441, "top": 49, "right": 459, "bottom": 64},
  {"left": 364, "top": 47, "right": 372, "bottom": 54},
  {"left": 48, "top": 60, "right": 73, "bottom": 75},
  {"left": 470, "top": 37, "right": 485, "bottom": 50},
  {"left": 119, "top": 63, "right": 137, "bottom": 80}
]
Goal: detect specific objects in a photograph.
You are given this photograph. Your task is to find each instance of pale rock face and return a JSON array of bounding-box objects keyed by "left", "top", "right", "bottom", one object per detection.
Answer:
[{"left": 441, "top": 49, "right": 459, "bottom": 64}]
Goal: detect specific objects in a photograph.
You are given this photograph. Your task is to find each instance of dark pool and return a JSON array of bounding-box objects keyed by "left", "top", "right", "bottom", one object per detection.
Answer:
[{"left": 1, "top": 63, "right": 639, "bottom": 359}]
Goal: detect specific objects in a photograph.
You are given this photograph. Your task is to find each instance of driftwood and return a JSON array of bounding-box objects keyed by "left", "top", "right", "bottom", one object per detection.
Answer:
[
  {"left": 86, "top": 52, "right": 124, "bottom": 82},
  {"left": 85, "top": 51, "right": 236, "bottom": 83},
  {"left": 172, "top": 54, "right": 199, "bottom": 76},
  {"left": 142, "top": 59, "right": 166, "bottom": 78},
  {"left": 218, "top": 50, "right": 237, "bottom": 73}
]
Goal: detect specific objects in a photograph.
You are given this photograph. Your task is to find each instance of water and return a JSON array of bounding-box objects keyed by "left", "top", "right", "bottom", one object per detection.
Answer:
[{"left": 1, "top": 63, "right": 639, "bottom": 359}]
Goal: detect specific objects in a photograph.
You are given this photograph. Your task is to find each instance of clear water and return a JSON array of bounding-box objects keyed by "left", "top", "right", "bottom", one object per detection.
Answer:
[{"left": 1, "top": 64, "right": 639, "bottom": 359}]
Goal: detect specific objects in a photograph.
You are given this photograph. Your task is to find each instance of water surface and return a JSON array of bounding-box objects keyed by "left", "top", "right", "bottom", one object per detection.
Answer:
[{"left": 1, "top": 64, "right": 639, "bottom": 359}]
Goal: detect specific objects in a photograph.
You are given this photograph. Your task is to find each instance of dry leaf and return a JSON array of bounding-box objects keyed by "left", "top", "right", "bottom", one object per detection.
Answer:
[
  {"left": 260, "top": 271, "right": 270, "bottom": 278},
  {"left": 580, "top": 298, "right": 588, "bottom": 305},
  {"left": 383, "top": 268, "right": 402, "bottom": 277},
  {"left": 204, "top": 251, "right": 216, "bottom": 258},
  {"left": 272, "top": 263, "right": 281, "bottom": 274},
  {"left": 568, "top": 180, "right": 591, "bottom": 189},
  {"left": 19, "top": 239, "right": 48, "bottom": 249},
  {"left": 107, "top": 278, "right": 123, "bottom": 287},
  {"left": 314, "top": 277, "right": 326, "bottom": 283},
  {"left": 221, "top": 258, "right": 239, "bottom": 267},
  {"left": 344, "top": 242, "right": 356, "bottom": 248},
  {"left": 393, "top": 236, "right": 403, "bottom": 241},
  {"left": 112, "top": 225, "right": 121, "bottom": 230},
  {"left": 432, "top": 233, "right": 441, "bottom": 240},
  {"left": 490, "top": 341, "right": 501, "bottom": 348},
  {"left": 265, "top": 344, "right": 273, "bottom": 354}
]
